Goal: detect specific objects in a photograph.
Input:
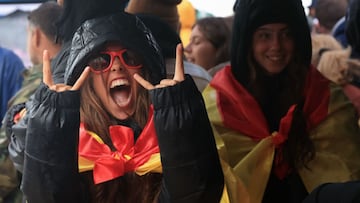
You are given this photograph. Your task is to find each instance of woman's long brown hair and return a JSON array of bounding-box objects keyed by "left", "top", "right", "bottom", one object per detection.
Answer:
[
  {"left": 79, "top": 70, "right": 162, "bottom": 202},
  {"left": 247, "top": 51, "right": 315, "bottom": 170}
]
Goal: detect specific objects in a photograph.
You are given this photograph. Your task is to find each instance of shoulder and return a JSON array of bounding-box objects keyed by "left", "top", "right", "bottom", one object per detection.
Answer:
[
  {"left": 183, "top": 61, "right": 212, "bottom": 81},
  {"left": 0, "top": 47, "right": 24, "bottom": 70},
  {"left": 208, "top": 61, "right": 229, "bottom": 77},
  {"left": 0, "top": 47, "right": 20, "bottom": 59}
]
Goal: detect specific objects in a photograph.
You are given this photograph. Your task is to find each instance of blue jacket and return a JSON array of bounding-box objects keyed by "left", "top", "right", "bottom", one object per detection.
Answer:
[
  {"left": 0, "top": 47, "right": 24, "bottom": 124},
  {"left": 332, "top": 17, "right": 348, "bottom": 48}
]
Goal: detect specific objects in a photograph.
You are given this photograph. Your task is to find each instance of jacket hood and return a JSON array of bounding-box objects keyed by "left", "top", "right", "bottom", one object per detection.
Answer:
[
  {"left": 65, "top": 12, "right": 166, "bottom": 85},
  {"left": 231, "top": 0, "right": 312, "bottom": 85},
  {"left": 346, "top": 0, "right": 360, "bottom": 58}
]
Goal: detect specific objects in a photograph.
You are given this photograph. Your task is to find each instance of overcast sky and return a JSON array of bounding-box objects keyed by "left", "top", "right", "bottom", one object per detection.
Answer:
[
  {"left": 0, "top": 0, "right": 312, "bottom": 17},
  {"left": 188, "top": 0, "right": 312, "bottom": 17}
]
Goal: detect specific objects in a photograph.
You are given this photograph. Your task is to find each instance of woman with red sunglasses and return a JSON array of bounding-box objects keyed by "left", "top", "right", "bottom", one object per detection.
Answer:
[{"left": 12, "top": 12, "right": 224, "bottom": 203}]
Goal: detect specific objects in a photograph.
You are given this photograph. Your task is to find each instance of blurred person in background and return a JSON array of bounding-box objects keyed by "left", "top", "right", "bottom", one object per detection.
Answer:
[
  {"left": 302, "top": 4, "right": 360, "bottom": 202},
  {"left": 184, "top": 16, "right": 232, "bottom": 76},
  {"left": 0, "top": 47, "right": 24, "bottom": 127},
  {"left": 311, "top": 0, "right": 360, "bottom": 118},
  {"left": 126, "top": 0, "right": 213, "bottom": 91},
  {"left": 8, "top": 1, "right": 62, "bottom": 108},
  {"left": 0, "top": 2, "right": 62, "bottom": 203},
  {"left": 314, "top": 0, "right": 348, "bottom": 47},
  {"left": 310, "top": 34, "right": 343, "bottom": 67},
  {"left": 307, "top": 0, "right": 317, "bottom": 31}
]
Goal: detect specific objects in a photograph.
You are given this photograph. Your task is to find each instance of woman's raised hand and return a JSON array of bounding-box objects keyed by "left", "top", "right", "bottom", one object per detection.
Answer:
[
  {"left": 42, "top": 50, "right": 91, "bottom": 92},
  {"left": 134, "top": 43, "right": 185, "bottom": 90}
]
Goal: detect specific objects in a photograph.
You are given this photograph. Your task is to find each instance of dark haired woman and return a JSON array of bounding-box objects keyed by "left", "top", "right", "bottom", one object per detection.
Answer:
[{"left": 202, "top": 0, "right": 360, "bottom": 202}]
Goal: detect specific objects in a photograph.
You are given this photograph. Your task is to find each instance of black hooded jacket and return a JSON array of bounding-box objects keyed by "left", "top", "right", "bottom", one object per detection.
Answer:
[
  {"left": 65, "top": 12, "right": 166, "bottom": 86},
  {"left": 229, "top": 0, "right": 312, "bottom": 203},
  {"left": 12, "top": 12, "right": 223, "bottom": 203},
  {"left": 231, "top": 0, "right": 312, "bottom": 86}
]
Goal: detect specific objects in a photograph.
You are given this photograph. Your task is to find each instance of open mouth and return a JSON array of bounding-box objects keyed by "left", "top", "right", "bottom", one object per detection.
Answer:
[
  {"left": 187, "top": 58, "right": 195, "bottom": 63},
  {"left": 110, "top": 78, "right": 131, "bottom": 107}
]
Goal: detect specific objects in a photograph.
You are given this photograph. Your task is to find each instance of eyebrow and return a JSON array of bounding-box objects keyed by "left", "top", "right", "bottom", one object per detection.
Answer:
[
  {"left": 191, "top": 35, "right": 205, "bottom": 40},
  {"left": 256, "top": 27, "right": 290, "bottom": 32}
]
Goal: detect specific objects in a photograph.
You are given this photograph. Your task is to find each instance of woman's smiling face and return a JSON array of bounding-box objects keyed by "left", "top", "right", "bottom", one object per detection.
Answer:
[
  {"left": 89, "top": 43, "right": 143, "bottom": 120},
  {"left": 252, "top": 23, "right": 294, "bottom": 75}
]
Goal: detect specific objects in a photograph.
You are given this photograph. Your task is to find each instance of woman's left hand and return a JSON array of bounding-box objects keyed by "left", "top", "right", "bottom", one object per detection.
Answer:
[{"left": 134, "top": 43, "right": 185, "bottom": 90}]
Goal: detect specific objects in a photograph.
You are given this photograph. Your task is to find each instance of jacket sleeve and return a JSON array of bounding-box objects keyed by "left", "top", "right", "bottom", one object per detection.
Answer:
[
  {"left": 151, "top": 75, "right": 224, "bottom": 203},
  {"left": 21, "top": 83, "right": 81, "bottom": 203},
  {"left": 5, "top": 101, "right": 29, "bottom": 173},
  {"left": 0, "top": 114, "right": 20, "bottom": 202}
]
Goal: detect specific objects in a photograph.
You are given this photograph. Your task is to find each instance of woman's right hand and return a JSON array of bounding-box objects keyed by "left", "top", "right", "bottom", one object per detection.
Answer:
[{"left": 42, "top": 50, "right": 91, "bottom": 92}]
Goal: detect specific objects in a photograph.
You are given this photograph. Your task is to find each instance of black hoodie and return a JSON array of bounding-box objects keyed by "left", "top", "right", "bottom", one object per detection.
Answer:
[
  {"left": 19, "top": 12, "right": 223, "bottom": 203},
  {"left": 65, "top": 12, "right": 166, "bottom": 86},
  {"left": 230, "top": 1, "right": 313, "bottom": 202},
  {"left": 231, "top": 0, "right": 312, "bottom": 86}
]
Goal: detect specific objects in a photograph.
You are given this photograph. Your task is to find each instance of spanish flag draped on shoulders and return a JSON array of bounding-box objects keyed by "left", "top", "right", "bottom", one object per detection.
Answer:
[
  {"left": 203, "top": 65, "right": 360, "bottom": 203},
  {"left": 78, "top": 107, "right": 162, "bottom": 184}
]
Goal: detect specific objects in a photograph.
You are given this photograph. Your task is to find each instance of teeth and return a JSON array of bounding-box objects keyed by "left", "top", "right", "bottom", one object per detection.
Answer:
[
  {"left": 268, "top": 56, "right": 282, "bottom": 61},
  {"left": 111, "top": 79, "right": 129, "bottom": 88}
]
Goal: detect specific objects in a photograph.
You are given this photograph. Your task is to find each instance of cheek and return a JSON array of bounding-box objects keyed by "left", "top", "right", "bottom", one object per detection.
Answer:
[
  {"left": 26, "top": 35, "right": 31, "bottom": 52},
  {"left": 92, "top": 75, "right": 108, "bottom": 99},
  {"left": 206, "top": 45, "right": 217, "bottom": 57},
  {"left": 27, "top": 35, "right": 34, "bottom": 55},
  {"left": 252, "top": 43, "right": 265, "bottom": 61},
  {"left": 197, "top": 43, "right": 216, "bottom": 61},
  {"left": 284, "top": 41, "right": 295, "bottom": 59},
  {"left": 286, "top": 42, "right": 295, "bottom": 54}
]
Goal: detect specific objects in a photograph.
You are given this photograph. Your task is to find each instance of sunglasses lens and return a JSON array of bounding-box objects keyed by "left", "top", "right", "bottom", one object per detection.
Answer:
[
  {"left": 88, "top": 54, "right": 111, "bottom": 71},
  {"left": 122, "top": 50, "right": 142, "bottom": 67}
]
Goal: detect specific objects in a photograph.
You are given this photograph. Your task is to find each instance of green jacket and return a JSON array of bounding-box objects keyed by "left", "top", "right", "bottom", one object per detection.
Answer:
[{"left": 8, "top": 64, "right": 43, "bottom": 107}]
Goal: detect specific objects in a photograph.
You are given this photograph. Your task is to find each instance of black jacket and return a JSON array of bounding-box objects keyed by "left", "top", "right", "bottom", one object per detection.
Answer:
[
  {"left": 20, "top": 76, "right": 223, "bottom": 203},
  {"left": 10, "top": 12, "right": 224, "bottom": 203}
]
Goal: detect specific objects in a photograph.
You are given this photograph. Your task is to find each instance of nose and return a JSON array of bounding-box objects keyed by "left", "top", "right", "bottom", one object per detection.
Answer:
[
  {"left": 111, "top": 56, "right": 124, "bottom": 72},
  {"left": 184, "top": 43, "right": 192, "bottom": 53},
  {"left": 184, "top": 44, "right": 192, "bottom": 60},
  {"left": 270, "top": 35, "right": 281, "bottom": 50}
]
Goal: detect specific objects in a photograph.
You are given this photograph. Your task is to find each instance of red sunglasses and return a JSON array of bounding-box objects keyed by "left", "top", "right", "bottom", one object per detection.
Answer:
[{"left": 88, "top": 49, "right": 142, "bottom": 73}]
